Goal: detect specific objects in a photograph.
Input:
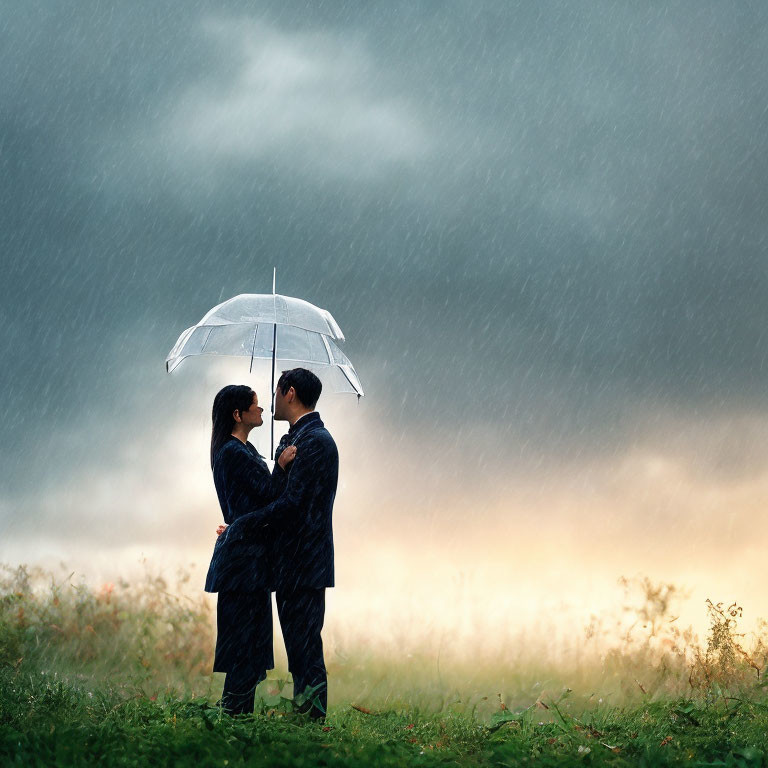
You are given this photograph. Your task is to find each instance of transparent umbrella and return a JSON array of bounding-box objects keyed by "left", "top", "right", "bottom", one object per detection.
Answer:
[{"left": 166, "top": 276, "right": 363, "bottom": 456}]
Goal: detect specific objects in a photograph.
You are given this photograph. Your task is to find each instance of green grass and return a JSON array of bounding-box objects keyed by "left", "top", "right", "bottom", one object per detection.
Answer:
[
  {"left": 2, "top": 564, "right": 768, "bottom": 766},
  {"left": 2, "top": 668, "right": 768, "bottom": 766}
]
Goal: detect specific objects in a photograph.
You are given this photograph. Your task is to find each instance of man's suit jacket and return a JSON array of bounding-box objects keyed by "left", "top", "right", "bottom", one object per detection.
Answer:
[
  {"left": 223, "top": 411, "right": 338, "bottom": 592},
  {"left": 204, "top": 437, "right": 287, "bottom": 593}
]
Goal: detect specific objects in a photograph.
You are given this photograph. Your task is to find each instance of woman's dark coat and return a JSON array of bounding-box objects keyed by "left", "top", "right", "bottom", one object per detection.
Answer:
[
  {"left": 204, "top": 437, "right": 287, "bottom": 593},
  {"left": 218, "top": 412, "right": 338, "bottom": 592}
]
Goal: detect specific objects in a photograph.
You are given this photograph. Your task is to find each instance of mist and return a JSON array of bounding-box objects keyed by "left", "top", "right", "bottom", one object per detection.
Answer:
[{"left": 2, "top": 1, "right": 767, "bottom": 657}]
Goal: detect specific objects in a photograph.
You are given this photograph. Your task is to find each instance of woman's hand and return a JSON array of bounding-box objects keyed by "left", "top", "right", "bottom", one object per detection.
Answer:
[
  {"left": 216, "top": 524, "right": 228, "bottom": 537},
  {"left": 278, "top": 444, "right": 297, "bottom": 470}
]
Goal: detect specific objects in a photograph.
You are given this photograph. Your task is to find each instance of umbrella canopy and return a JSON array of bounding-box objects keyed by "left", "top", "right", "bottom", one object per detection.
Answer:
[
  {"left": 165, "top": 293, "right": 364, "bottom": 396},
  {"left": 166, "top": 290, "right": 363, "bottom": 457}
]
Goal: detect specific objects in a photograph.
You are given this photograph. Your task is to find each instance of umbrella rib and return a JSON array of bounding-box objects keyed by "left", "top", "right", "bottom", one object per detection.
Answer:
[
  {"left": 338, "top": 365, "right": 358, "bottom": 394},
  {"left": 249, "top": 324, "right": 258, "bottom": 373},
  {"left": 320, "top": 334, "right": 334, "bottom": 364},
  {"left": 199, "top": 326, "right": 214, "bottom": 354}
]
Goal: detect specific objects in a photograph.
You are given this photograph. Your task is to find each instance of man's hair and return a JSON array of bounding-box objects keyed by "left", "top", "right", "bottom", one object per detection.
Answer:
[{"left": 277, "top": 368, "right": 322, "bottom": 409}]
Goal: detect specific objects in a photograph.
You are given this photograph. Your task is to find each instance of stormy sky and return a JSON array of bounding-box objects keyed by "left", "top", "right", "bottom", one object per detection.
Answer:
[{"left": 2, "top": 2, "right": 767, "bottom": 644}]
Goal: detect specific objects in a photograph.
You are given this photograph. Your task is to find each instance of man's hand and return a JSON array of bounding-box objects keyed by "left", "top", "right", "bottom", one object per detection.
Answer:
[
  {"left": 278, "top": 444, "right": 297, "bottom": 470},
  {"left": 216, "top": 524, "right": 228, "bottom": 537}
]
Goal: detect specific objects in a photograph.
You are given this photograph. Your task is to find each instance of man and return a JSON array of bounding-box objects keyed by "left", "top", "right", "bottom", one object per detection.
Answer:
[{"left": 224, "top": 367, "right": 338, "bottom": 720}]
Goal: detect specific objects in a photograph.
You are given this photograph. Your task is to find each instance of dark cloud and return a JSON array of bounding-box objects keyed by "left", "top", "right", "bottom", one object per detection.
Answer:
[{"left": 2, "top": 1, "right": 767, "bottom": 508}]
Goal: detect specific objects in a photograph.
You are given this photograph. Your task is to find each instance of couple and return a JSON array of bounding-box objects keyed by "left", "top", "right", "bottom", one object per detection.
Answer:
[{"left": 204, "top": 367, "right": 338, "bottom": 720}]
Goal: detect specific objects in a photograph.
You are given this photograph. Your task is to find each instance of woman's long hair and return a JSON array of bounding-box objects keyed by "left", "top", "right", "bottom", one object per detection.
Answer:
[{"left": 211, "top": 385, "right": 255, "bottom": 468}]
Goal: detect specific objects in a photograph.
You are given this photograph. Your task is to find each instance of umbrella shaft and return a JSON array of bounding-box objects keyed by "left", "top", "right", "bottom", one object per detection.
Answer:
[{"left": 270, "top": 322, "right": 277, "bottom": 459}]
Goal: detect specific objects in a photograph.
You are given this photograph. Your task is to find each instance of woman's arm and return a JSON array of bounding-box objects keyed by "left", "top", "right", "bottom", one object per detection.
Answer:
[
  {"left": 221, "top": 443, "right": 297, "bottom": 523},
  {"left": 225, "top": 437, "right": 330, "bottom": 541},
  {"left": 238, "top": 444, "right": 296, "bottom": 504}
]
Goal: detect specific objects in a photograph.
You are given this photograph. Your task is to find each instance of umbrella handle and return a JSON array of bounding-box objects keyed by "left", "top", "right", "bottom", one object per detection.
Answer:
[{"left": 270, "top": 400, "right": 275, "bottom": 460}]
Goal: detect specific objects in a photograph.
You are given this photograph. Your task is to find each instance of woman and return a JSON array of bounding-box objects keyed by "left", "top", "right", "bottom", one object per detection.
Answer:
[{"left": 205, "top": 384, "right": 296, "bottom": 716}]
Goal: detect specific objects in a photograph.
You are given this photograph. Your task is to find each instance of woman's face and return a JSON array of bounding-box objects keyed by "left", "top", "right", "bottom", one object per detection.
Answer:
[{"left": 238, "top": 392, "right": 264, "bottom": 429}]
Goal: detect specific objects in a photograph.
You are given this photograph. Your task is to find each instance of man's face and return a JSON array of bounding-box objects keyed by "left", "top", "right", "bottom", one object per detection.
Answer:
[
  {"left": 239, "top": 392, "right": 263, "bottom": 428},
  {"left": 273, "top": 385, "right": 291, "bottom": 421}
]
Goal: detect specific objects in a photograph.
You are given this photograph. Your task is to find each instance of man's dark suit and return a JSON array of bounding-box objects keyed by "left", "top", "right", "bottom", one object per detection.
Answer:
[{"left": 222, "top": 411, "right": 338, "bottom": 718}]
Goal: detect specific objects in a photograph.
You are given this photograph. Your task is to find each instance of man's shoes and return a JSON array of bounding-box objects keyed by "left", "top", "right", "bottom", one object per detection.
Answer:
[{"left": 293, "top": 699, "right": 325, "bottom": 721}]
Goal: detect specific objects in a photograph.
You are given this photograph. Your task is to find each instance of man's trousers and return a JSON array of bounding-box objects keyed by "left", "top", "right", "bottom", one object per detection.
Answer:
[{"left": 276, "top": 586, "right": 327, "bottom": 720}]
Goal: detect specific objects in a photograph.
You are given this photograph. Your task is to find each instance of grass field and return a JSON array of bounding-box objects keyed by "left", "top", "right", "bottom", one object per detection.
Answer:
[{"left": 2, "top": 563, "right": 768, "bottom": 766}]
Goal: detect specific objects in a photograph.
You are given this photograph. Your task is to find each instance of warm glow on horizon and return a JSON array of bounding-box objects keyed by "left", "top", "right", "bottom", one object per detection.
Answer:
[{"left": 4, "top": 391, "right": 767, "bottom": 661}]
